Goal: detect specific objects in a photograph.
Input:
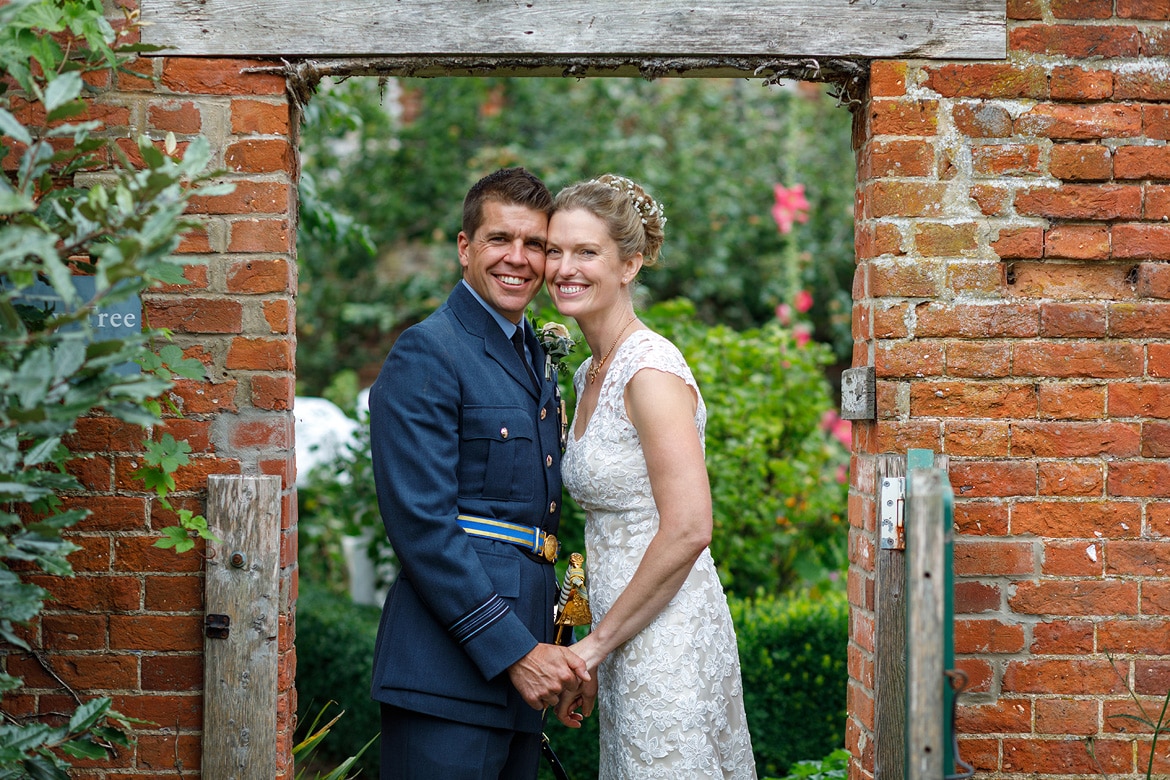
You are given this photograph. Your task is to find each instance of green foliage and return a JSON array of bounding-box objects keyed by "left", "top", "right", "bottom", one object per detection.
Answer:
[
  {"left": 294, "top": 584, "right": 383, "bottom": 778},
  {"left": 1, "top": 0, "right": 225, "bottom": 773},
  {"left": 731, "top": 590, "right": 849, "bottom": 778},
  {"left": 293, "top": 701, "right": 377, "bottom": 780},
  {"left": 296, "top": 76, "right": 855, "bottom": 395},
  {"left": 295, "top": 583, "right": 848, "bottom": 779},
  {"left": 137, "top": 433, "right": 220, "bottom": 552},
  {"left": 0, "top": 697, "right": 142, "bottom": 780},
  {"left": 771, "top": 748, "right": 851, "bottom": 780},
  {"left": 644, "top": 300, "right": 850, "bottom": 596}
]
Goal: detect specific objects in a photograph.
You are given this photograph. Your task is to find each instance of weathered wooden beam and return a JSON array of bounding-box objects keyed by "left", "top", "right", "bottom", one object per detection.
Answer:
[
  {"left": 202, "top": 474, "right": 282, "bottom": 780},
  {"left": 140, "top": 1, "right": 1006, "bottom": 61},
  {"left": 904, "top": 467, "right": 951, "bottom": 780}
]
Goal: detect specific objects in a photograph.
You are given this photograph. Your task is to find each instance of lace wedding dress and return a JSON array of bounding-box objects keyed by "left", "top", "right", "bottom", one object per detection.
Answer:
[{"left": 561, "top": 329, "right": 757, "bottom": 779}]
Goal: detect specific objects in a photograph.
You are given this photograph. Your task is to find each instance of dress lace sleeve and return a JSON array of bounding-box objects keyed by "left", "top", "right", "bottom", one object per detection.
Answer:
[{"left": 613, "top": 330, "right": 706, "bottom": 440}]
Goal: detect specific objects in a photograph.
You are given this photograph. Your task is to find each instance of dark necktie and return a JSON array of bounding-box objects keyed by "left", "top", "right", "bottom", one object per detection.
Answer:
[{"left": 511, "top": 327, "right": 539, "bottom": 391}]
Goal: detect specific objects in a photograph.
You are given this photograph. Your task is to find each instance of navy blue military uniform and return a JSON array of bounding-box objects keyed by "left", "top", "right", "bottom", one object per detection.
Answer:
[{"left": 368, "top": 282, "right": 564, "bottom": 775}]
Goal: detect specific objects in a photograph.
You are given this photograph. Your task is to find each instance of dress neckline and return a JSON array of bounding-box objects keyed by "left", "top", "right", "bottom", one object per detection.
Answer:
[{"left": 571, "top": 329, "right": 651, "bottom": 443}]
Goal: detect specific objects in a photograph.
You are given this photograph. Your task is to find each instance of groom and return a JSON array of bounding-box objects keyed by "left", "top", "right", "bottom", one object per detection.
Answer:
[{"left": 368, "top": 168, "right": 589, "bottom": 779}]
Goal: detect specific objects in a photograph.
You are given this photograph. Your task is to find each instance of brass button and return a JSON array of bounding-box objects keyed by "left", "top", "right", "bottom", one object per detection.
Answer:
[
  {"left": 549, "top": 501, "right": 557, "bottom": 514},
  {"left": 546, "top": 455, "right": 553, "bottom": 467},
  {"left": 500, "top": 427, "right": 509, "bottom": 439},
  {"left": 540, "top": 408, "right": 547, "bottom": 420}
]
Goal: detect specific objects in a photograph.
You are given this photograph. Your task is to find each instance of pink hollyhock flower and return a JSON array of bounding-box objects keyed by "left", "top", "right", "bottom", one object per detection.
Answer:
[
  {"left": 794, "top": 324, "right": 812, "bottom": 347},
  {"left": 775, "top": 303, "right": 792, "bottom": 325},
  {"left": 836, "top": 464, "right": 848, "bottom": 484},
  {"left": 771, "top": 183, "right": 810, "bottom": 234},
  {"left": 794, "top": 289, "right": 813, "bottom": 313},
  {"left": 832, "top": 418, "right": 852, "bottom": 447},
  {"left": 820, "top": 410, "right": 852, "bottom": 447}
]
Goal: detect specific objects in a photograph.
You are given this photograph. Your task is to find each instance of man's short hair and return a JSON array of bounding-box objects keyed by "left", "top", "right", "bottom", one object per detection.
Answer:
[{"left": 462, "top": 167, "right": 553, "bottom": 239}]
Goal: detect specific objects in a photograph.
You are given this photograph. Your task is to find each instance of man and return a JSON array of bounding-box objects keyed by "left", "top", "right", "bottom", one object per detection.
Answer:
[{"left": 368, "top": 168, "right": 588, "bottom": 779}]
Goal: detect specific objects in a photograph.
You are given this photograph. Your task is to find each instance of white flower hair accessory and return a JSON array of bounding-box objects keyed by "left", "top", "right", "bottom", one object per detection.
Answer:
[{"left": 595, "top": 175, "right": 667, "bottom": 227}]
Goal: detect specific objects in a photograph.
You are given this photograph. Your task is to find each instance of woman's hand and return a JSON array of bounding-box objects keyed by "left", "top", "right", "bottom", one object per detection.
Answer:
[
  {"left": 567, "top": 633, "right": 605, "bottom": 671},
  {"left": 552, "top": 659, "right": 598, "bottom": 728}
]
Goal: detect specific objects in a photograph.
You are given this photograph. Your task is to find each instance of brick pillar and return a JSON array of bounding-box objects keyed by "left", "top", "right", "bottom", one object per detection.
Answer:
[
  {"left": 13, "top": 54, "right": 299, "bottom": 777},
  {"left": 847, "top": 3, "right": 1170, "bottom": 779}
]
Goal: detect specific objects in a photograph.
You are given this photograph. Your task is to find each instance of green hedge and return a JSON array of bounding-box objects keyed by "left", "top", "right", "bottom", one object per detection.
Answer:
[
  {"left": 294, "top": 584, "right": 383, "bottom": 777},
  {"left": 296, "top": 584, "right": 848, "bottom": 778},
  {"left": 732, "top": 590, "right": 849, "bottom": 778}
]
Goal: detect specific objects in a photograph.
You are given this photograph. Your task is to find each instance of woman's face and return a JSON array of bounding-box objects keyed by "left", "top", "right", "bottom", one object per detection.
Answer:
[{"left": 545, "top": 208, "right": 640, "bottom": 320}]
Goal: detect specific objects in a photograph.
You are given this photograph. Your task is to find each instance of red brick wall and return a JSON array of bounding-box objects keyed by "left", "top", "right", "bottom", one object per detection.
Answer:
[
  {"left": 5, "top": 49, "right": 299, "bottom": 777},
  {"left": 849, "top": 2, "right": 1170, "bottom": 778}
]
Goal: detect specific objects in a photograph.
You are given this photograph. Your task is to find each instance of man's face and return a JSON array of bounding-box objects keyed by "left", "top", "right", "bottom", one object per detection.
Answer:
[{"left": 459, "top": 200, "right": 548, "bottom": 323}]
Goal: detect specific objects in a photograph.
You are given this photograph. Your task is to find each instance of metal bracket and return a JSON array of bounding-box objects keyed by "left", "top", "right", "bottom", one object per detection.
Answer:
[
  {"left": 205, "top": 614, "right": 231, "bottom": 639},
  {"left": 880, "top": 477, "right": 905, "bottom": 550},
  {"left": 945, "top": 670, "right": 975, "bottom": 780}
]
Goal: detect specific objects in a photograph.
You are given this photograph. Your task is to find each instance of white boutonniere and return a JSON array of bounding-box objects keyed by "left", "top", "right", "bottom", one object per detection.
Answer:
[{"left": 537, "top": 320, "right": 576, "bottom": 380}]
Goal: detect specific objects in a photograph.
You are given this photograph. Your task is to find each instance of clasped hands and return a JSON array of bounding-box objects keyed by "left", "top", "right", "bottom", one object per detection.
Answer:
[{"left": 506, "top": 643, "right": 597, "bottom": 728}]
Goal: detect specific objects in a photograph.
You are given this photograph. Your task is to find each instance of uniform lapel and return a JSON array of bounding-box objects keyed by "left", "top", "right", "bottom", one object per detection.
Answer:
[{"left": 448, "top": 284, "right": 539, "bottom": 399}]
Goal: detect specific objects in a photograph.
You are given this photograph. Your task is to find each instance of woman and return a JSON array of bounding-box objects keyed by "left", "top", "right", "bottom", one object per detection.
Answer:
[{"left": 545, "top": 174, "right": 756, "bottom": 778}]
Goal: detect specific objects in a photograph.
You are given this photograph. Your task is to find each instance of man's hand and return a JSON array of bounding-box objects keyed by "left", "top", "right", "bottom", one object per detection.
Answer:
[{"left": 506, "top": 643, "right": 590, "bottom": 711}]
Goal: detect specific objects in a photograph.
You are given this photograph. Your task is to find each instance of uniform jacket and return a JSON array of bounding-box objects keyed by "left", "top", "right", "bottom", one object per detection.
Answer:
[{"left": 368, "top": 282, "right": 564, "bottom": 733}]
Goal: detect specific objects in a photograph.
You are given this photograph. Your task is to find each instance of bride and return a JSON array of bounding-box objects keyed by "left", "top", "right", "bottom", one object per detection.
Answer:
[{"left": 545, "top": 174, "right": 756, "bottom": 778}]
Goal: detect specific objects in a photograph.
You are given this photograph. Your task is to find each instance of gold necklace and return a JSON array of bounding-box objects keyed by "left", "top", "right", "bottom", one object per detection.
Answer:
[{"left": 587, "top": 317, "right": 637, "bottom": 384}]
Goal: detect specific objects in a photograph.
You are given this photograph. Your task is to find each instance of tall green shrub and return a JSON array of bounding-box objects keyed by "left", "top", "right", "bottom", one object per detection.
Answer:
[
  {"left": 642, "top": 300, "right": 850, "bottom": 596},
  {"left": 1, "top": 1, "right": 221, "bottom": 774}
]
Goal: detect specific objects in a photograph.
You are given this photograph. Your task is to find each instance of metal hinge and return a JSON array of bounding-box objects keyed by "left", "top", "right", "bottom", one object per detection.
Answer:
[
  {"left": 880, "top": 477, "right": 905, "bottom": 550},
  {"left": 205, "top": 613, "right": 231, "bottom": 639}
]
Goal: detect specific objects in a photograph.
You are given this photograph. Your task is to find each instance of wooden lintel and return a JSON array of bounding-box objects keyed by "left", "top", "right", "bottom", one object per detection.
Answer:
[{"left": 140, "top": 1, "right": 1006, "bottom": 61}]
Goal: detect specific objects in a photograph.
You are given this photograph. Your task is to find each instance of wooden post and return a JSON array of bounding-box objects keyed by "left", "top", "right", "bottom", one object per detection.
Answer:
[
  {"left": 873, "top": 453, "right": 906, "bottom": 780},
  {"left": 202, "top": 474, "right": 282, "bottom": 780},
  {"left": 905, "top": 467, "right": 950, "bottom": 780}
]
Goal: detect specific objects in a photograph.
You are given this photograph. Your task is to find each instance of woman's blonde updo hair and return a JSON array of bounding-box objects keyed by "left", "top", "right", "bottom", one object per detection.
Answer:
[{"left": 552, "top": 174, "right": 666, "bottom": 266}]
